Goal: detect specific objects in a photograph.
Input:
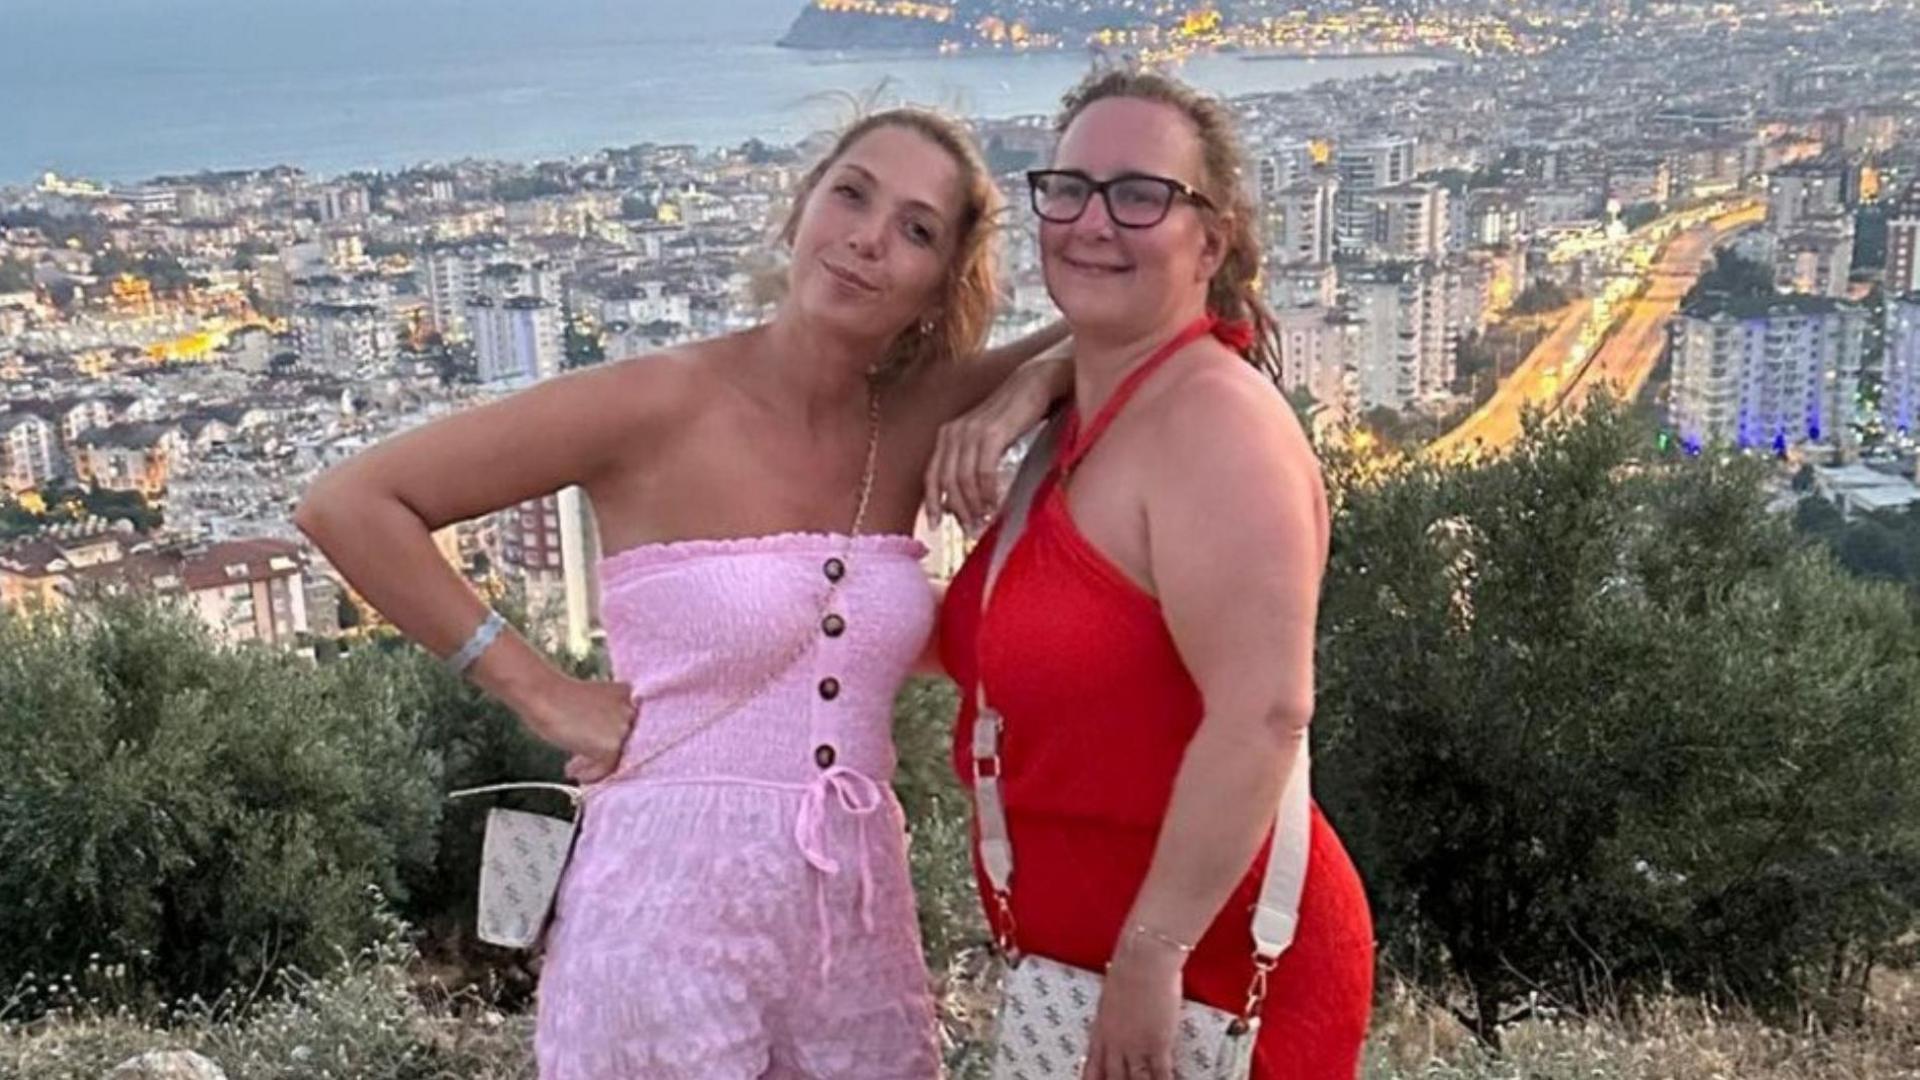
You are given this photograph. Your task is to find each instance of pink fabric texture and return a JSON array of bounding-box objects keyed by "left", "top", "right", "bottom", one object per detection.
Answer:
[{"left": 534, "top": 533, "right": 942, "bottom": 1079}]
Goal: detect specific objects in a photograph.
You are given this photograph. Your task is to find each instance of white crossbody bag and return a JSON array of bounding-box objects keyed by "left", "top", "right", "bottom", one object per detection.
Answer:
[
  {"left": 970, "top": 414, "right": 1313, "bottom": 1079},
  {"left": 445, "top": 781, "right": 587, "bottom": 950}
]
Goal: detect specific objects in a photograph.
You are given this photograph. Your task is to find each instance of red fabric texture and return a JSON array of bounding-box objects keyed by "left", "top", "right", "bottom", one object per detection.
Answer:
[{"left": 939, "top": 317, "right": 1375, "bottom": 1078}]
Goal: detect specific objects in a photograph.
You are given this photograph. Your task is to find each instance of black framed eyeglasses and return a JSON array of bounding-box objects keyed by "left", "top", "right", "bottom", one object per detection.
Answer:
[{"left": 1026, "top": 169, "right": 1216, "bottom": 229}]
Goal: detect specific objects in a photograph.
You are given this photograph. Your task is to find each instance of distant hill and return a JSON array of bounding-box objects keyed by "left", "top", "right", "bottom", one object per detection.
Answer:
[
  {"left": 776, "top": 0, "right": 1128, "bottom": 51},
  {"left": 779, "top": 3, "right": 962, "bottom": 50}
]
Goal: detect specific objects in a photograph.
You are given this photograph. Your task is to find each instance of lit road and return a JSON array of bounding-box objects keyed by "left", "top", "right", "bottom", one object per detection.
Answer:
[
  {"left": 1427, "top": 198, "right": 1765, "bottom": 461},
  {"left": 1426, "top": 298, "right": 1593, "bottom": 459},
  {"left": 1560, "top": 202, "right": 1766, "bottom": 411}
]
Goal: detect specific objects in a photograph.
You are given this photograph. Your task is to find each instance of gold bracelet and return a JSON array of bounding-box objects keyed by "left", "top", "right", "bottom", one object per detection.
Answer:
[{"left": 1129, "top": 922, "right": 1196, "bottom": 955}]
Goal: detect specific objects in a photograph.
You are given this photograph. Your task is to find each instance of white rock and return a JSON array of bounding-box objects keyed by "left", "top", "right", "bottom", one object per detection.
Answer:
[{"left": 105, "top": 1050, "right": 228, "bottom": 1080}]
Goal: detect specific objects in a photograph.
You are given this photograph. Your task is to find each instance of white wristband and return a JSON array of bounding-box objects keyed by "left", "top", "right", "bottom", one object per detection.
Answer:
[{"left": 445, "top": 609, "right": 506, "bottom": 676}]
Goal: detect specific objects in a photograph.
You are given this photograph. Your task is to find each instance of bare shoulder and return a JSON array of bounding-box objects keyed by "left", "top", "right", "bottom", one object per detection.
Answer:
[
  {"left": 317, "top": 337, "right": 728, "bottom": 525},
  {"left": 1146, "top": 347, "right": 1321, "bottom": 491},
  {"left": 579, "top": 340, "right": 712, "bottom": 417},
  {"left": 515, "top": 339, "right": 726, "bottom": 453},
  {"left": 1138, "top": 348, "right": 1329, "bottom": 587}
]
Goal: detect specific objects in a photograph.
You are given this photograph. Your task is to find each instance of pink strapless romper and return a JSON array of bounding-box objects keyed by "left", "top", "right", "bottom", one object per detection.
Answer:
[{"left": 534, "top": 533, "right": 941, "bottom": 1079}]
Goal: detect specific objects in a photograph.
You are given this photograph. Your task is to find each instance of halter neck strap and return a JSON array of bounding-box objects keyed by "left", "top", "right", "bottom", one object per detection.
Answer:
[{"left": 1058, "top": 314, "right": 1222, "bottom": 478}]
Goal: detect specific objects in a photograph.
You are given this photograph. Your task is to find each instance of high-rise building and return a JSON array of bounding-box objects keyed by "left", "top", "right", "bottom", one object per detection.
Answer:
[
  {"left": 1522, "top": 140, "right": 1606, "bottom": 188},
  {"left": 1444, "top": 254, "right": 1496, "bottom": 338},
  {"left": 1270, "top": 176, "right": 1339, "bottom": 267},
  {"left": 501, "top": 494, "right": 563, "bottom": 581},
  {"left": 1773, "top": 225, "right": 1854, "bottom": 299},
  {"left": 1368, "top": 182, "right": 1450, "bottom": 262},
  {"left": 497, "top": 488, "right": 600, "bottom": 658},
  {"left": 598, "top": 279, "right": 693, "bottom": 327},
  {"left": 317, "top": 185, "right": 371, "bottom": 222},
  {"left": 1335, "top": 137, "right": 1416, "bottom": 254},
  {"left": 1267, "top": 262, "right": 1338, "bottom": 310},
  {"left": 557, "top": 485, "right": 599, "bottom": 657},
  {"left": 424, "top": 237, "right": 509, "bottom": 340},
  {"left": 1273, "top": 305, "right": 1354, "bottom": 408},
  {"left": 1887, "top": 182, "right": 1920, "bottom": 298},
  {"left": 1766, "top": 160, "right": 1851, "bottom": 232},
  {"left": 294, "top": 303, "right": 399, "bottom": 372},
  {"left": 0, "top": 413, "right": 57, "bottom": 493},
  {"left": 1343, "top": 262, "right": 1454, "bottom": 411},
  {"left": 1606, "top": 155, "right": 1672, "bottom": 210},
  {"left": 122, "top": 187, "right": 177, "bottom": 217},
  {"left": 477, "top": 259, "right": 563, "bottom": 305},
  {"left": 1464, "top": 189, "right": 1526, "bottom": 249},
  {"left": 1882, "top": 294, "right": 1920, "bottom": 438},
  {"left": 1669, "top": 295, "right": 1866, "bottom": 453},
  {"left": 1257, "top": 140, "right": 1323, "bottom": 200},
  {"left": 469, "top": 295, "right": 564, "bottom": 386},
  {"left": 1419, "top": 266, "right": 1459, "bottom": 397}
]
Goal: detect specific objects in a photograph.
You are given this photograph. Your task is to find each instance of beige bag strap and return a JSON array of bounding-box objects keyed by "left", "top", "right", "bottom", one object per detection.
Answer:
[
  {"left": 965, "top": 412, "right": 1311, "bottom": 968},
  {"left": 448, "top": 781, "right": 582, "bottom": 804},
  {"left": 969, "top": 411, "right": 1068, "bottom": 902},
  {"left": 1253, "top": 747, "right": 1310, "bottom": 959}
]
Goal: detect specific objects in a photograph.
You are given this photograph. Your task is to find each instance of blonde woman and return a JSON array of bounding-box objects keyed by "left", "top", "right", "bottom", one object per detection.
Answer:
[{"left": 298, "top": 109, "right": 1067, "bottom": 1078}]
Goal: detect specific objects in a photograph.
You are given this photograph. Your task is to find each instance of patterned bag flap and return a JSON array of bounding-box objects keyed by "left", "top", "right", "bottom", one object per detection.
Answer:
[{"left": 475, "top": 807, "right": 581, "bottom": 950}]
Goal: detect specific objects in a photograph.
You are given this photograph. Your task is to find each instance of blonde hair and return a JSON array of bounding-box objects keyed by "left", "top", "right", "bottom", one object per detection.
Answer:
[
  {"left": 780, "top": 108, "right": 1002, "bottom": 377},
  {"left": 1056, "top": 70, "right": 1280, "bottom": 376}
]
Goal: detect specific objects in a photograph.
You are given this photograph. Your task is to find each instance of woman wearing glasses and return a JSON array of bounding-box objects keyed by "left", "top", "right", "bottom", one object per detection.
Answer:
[{"left": 934, "top": 72, "right": 1375, "bottom": 1078}]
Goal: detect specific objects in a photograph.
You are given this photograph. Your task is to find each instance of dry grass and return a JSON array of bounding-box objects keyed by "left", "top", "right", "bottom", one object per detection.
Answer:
[
  {"left": 8, "top": 949, "right": 1918, "bottom": 1080},
  {"left": 0, "top": 932, "right": 536, "bottom": 1080},
  {"left": 925, "top": 945, "right": 1920, "bottom": 1080},
  {"left": 1363, "top": 972, "right": 1920, "bottom": 1080}
]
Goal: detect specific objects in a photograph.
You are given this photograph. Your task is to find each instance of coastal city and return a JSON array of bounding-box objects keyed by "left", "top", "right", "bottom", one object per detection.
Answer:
[{"left": 3, "top": 0, "right": 1919, "bottom": 659}]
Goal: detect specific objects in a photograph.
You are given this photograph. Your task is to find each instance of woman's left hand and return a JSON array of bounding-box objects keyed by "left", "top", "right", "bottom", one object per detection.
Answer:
[
  {"left": 1081, "top": 939, "right": 1185, "bottom": 1080},
  {"left": 924, "top": 338, "right": 1072, "bottom": 534}
]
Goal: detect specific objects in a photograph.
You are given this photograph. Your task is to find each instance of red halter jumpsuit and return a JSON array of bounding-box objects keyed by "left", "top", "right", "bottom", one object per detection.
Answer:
[{"left": 940, "top": 317, "right": 1376, "bottom": 1078}]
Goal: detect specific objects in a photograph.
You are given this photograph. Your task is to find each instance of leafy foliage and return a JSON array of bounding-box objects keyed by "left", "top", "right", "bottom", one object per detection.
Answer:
[
  {"left": 0, "top": 600, "right": 442, "bottom": 1009},
  {"left": 1316, "top": 404, "right": 1920, "bottom": 1039}
]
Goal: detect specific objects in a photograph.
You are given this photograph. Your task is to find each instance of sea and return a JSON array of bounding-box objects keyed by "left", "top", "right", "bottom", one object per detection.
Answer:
[{"left": 0, "top": 0, "right": 1445, "bottom": 185}]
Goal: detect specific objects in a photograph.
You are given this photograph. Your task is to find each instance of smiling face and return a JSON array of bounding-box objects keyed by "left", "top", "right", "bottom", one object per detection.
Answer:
[
  {"left": 784, "top": 123, "right": 966, "bottom": 355},
  {"left": 1038, "top": 96, "right": 1227, "bottom": 345}
]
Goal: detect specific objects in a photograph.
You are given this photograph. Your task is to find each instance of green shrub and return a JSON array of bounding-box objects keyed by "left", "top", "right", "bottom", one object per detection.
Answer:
[
  {"left": 1315, "top": 404, "right": 1920, "bottom": 1040},
  {"left": 0, "top": 599, "right": 440, "bottom": 1011}
]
